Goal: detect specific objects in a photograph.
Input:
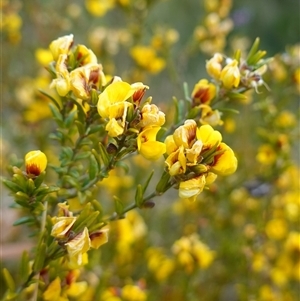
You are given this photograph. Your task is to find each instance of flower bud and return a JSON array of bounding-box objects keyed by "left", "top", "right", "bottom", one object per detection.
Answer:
[
  {"left": 25, "top": 150, "right": 47, "bottom": 176},
  {"left": 220, "top": 59, "right": 240, "bottom": 89}
]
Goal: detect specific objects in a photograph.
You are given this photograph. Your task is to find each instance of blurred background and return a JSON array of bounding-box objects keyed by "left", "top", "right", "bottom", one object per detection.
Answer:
[{"left": 1, "top": 0, "right": 299, "bottom": 300}]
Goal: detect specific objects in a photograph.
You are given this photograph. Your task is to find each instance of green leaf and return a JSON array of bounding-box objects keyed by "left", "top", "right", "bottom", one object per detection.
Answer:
[
  {"left": 15, "top": 191, "right": 30, "bottom": 202},
  {"left": 49, "top": 103, "right": 64, "bottom": 126},
  {"left": 246, "top": 37, "right": 260, "bottom": 64},
  {"left": 64, "top": 109, "right": 77, "bottom": 128},
  {"left": 135, "top": 184, "right": 144, "bottom": 208},
  {"left": 2, "top": 179, "right": 21, "bottom": 192},
  {"left": 74, "top": 151, "right": 91, "bottom": 161},
  {"left": 2, "top": 268, "right": 16, "bottom": 294},
  {"left": 20, "top": 251, "right": 30, "bottom": 283},
  {"left": 25, "top": 178, "right": 36, "bottom": 195},
  {"left": 98, "top": 142, "right": 110, "bottom": 166},
  {"left": 156, "top": 171, "right": 171, "bottom": 194},
  {"left": 33, "top": 242, "right": 46, "bottom": 272},
  {"left": 72, "top": 202, "right": 92, "bottom": 231},
  {"left": 13, "top": 216, "right": 36, "bottom": 226},
  {"left": 142, "top": 170, "right": 154, "bottom": 194},
  {"left": 39, "top": 89, "right": 61, "bottom": 109},
  {"left": 34, "top": 171, "right": 46, "bottom": 188},
  {"left": 114, "top": 196, "right": 124, "bottom": 216},
  {"left": 87, "top": 125, "right": 104, "bottom": 135},
  {"left": 75, "top": 120, "right": 85, "bottom": 136},
  {"left": 89, "top": 154, "right": 99, "bottom": 180}
]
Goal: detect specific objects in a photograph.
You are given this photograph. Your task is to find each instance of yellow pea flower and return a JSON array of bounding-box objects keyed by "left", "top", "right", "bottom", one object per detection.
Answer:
[
  {"left": 90, "top": 228, "right": 109, "bottom": 249},
  {"left": 49, "top": 34, "right": 74, "bottom": 61},
  {"left": 97, "top": 81, "right": 134, "bottom": 118},
  {"left": 206, "top": 53, "right": 223, "bottom": 80},
  {"left": 70, "top": 63, "right": 105, "bottom": 100},
  {"left": 210, "top": 142, "right": 237, "bottom": 175},
  {"left": 43, "top": 277, "right": 63, "bottom": 301},
  {"left": 165, "top": 145, "right": 187, "bottom": 176},
  {"left": 75, "top": 44, "right": 98, "bottom": 66},
  {"left": 137, "top": 126, "right": 166, "bottom": 160},
  {"left": 220, "top": 59, "right": 240, "bottom": 89},
  {"left": 199, "top": 105, "right": 223, "bottom": 126},
  {"left": 191, "top": 79, "right": 216, "bottom": 106},
  {"left": 179, "top": 175, "right": 206, "bottom": 202},
  {"left": 65, "top": 227, "right": 91, "bottom": 265},
  {"left": 173, "top": 119, "right": 197, "bottom": 149},
  {"left": 50, "top": 54, "right": 71, "bottom": 96},
  {"left": 121, "top": 284, "right": 147, "bottom": 301},
  {"left": 51, "top": 216, "right": 77, "bottom": 238},
  {"left": 130, "top": 45, "right": 166, "bottom": 74},
  {"left": 196, "top": 124, "right": 222, "bottom": 148},
  {"left": 138, "top": 104, "right": 165, "bottom": 128},
  {"left": 25, "top": 150, "right": 47, "bottom": 176}
]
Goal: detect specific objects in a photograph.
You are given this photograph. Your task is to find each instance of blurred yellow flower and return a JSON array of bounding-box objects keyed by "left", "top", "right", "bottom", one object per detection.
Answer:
[
  {"left": 130, "top": 46, "right": 166, "bottom": 74},
  {"left": 25, "top": 150, "right": 47, "bottom": 176},
  {"left": 121, "top": 284, "right": 147, "bottom": 301},
  {"left": 265, "top": 219, "right": 288, "bottom": 240},
  {"left": 43, "top": 277, "right": 64, "bottom": 301},
  {"left": 85, "top": 0, "right": 115, "bottom": 17},
  {"left": 35, "top": 48, "right": 53, "bottom": 66},
  {"left": 75, "top": 44, "right": 98, "bottom": 66},
  {"left": 274, "top": 110, "right": 297, "bottom": 128},
  {"left": 256, "top": 144, "right": 277, "bottom": 165}
]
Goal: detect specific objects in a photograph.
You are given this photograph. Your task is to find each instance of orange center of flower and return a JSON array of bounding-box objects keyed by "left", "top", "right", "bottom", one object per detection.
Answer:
[{"left": 26, "top": 163, "right": 41, "bottom": 176}]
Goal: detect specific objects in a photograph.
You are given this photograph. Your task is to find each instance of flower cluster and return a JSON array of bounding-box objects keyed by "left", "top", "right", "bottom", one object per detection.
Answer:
[
  {"left": 165, "top": 120, "right": 237, "bottom": 201},
  {"left": 51, "top": 203, "right": 109, "bottom": 266}
]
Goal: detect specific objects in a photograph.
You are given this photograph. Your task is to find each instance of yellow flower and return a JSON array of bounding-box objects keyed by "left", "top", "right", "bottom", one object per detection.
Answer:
[
  {"left": 50, "top": 54, "right": 71, "bottom": 96},
  {"left": 265, "top": 219, "right": 288, "bottom": 240},
  {"left": 25, "top": 150, "right": 47, "bottom": 176},
  {"left": 191, "top": 79, "right": 216, "bottom": 106},
  {"left": 165, "top": 145, "right": 187, "bottom": 176},
  {"left": 220, "top": 59, "right": 240, "bottom": 89},
  {"left": 256, "top": 144, "right": 277, "bottom": 165},
  {"left": 43, "top": 277, "right": 63, "bottom": 301},
  {"left": 51, "top": 216, "right": 77, "bottom": 238},
  {"left": 173, "top": 119, "right": 197, "bottom": 149},
  {"left": 98, "top": 81, "right": 148, "bottom": 137},
  {"left": 130, "top": 46, "right": 166, "bottom": 74},
  {"left": 70, "top": 63, "right": 105, "bottom": 100},
  {"left": 49, "top": 34, "right": 74, "bottom": 61},
  {"left": 65, "top": 227, "right": 91, "bottom": 265},
  {"left": 85, "top": 0, "right": 115, "bottom": 17},
  {"left": 89, "top": 228, "right": 109, "bottom": 249},
  {"left": 274, "top": 110, "right": 297, "bottom": 128},
  {"left": 199, "top": 105, "right": 223, "bottom": 126},
  {"left": 35, "top": 48, "right": 53, "bottom": 66},
  {"left": 138, "top": 104, "right": 165, "bottom": 128},
  {"left": 196, "top": 124, "right": 222, "bottom": 148},
  {"left": 97, "top": 81, "right": 134, "bottom": 118},
  {"left": 179, "top": 175, "right": 206, "bottom": 202},
  {"left": 206, "top": 53, "right": 223, "bottom": 80},
  {"left": 121, "top": 285, "right": 147, "bottom": 301},
  {"left": 210, "top": 142, "right": 237, "bottom": 175},
  {"left": 137, "top": 126, "right": 166, "bottom": 160},
  {"left": 75, "top": 44, "right": 98, "bottom": 66}
]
